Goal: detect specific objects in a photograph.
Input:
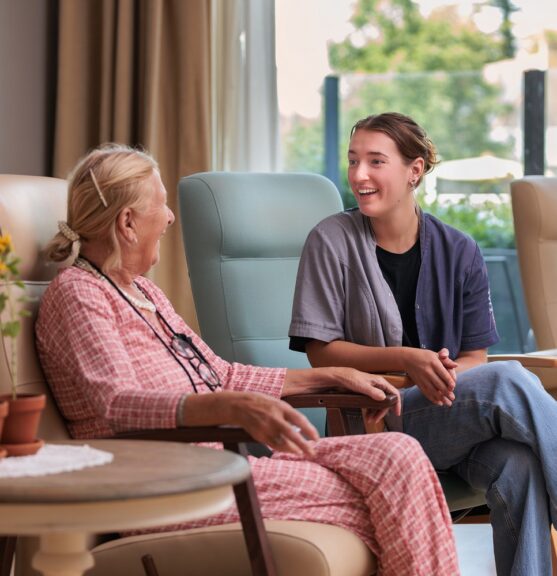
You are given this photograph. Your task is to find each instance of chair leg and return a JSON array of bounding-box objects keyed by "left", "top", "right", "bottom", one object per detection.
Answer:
[
  {"left": 142, "top": 554, "right": 160, "bottom": 576},
  {"left": 223, "top": 442, "right": 277, "bottom": 576},
  {"left": 0, "top": 536, "right": 16, "bottom": 576},
  {"left": 326, "top": 407, "right": 366, "bottom": 436},
  {"left": 326, "top": 407, "right": 347, "bottom": 436}
]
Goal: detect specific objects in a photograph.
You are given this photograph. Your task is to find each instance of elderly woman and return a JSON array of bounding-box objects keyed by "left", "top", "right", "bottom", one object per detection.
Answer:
[{"left": 36, "top": 144, "right": 459, "bottom": 575}]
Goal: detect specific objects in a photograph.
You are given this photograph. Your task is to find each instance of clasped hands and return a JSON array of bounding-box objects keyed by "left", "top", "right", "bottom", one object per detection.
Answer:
[{"left": 404, "top": 347, "right": 457, "bottom": 407}]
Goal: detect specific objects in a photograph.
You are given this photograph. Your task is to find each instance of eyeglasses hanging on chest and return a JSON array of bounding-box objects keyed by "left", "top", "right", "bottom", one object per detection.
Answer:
[{"left": 170, "top": 332, "right": 221, "bottom": 391}]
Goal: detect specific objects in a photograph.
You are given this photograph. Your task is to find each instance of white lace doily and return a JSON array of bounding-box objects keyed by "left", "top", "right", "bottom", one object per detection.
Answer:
[{"left": 0, "top": 444, "right": 114, "bottom": 478}]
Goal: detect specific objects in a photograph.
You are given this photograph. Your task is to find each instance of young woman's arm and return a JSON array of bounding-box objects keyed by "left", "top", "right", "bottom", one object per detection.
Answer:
[
  {"left": 454, "top": 349, "right": 488, "bottom": 372},
  {"left": 307, "top": 339, "right": 456, "bottom": 406}
]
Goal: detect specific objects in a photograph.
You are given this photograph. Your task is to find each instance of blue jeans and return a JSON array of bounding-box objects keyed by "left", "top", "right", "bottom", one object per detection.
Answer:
[{"left": 402, "top": 361, "right": 556, "bottom": 576}]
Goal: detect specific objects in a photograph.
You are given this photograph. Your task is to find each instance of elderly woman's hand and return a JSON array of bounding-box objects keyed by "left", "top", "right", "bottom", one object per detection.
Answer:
[
  {"left": 182, "top": 391, "right": 319, "bottom": 457},
  {"left": 228, "top": 392, "right": 319, "bottom": 456},
  {"left": 283, "top": 366, "right": 401, "bottom": 423},
  {"left": 329, "top": 367, "right": 402, "bottom": 421},
  {"left": 227, "top": 392, "right": 320, "bottom": 457}
]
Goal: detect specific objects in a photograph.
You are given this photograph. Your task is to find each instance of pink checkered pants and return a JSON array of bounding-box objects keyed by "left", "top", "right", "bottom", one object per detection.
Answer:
[{"left": 136, "top": 432, "right": 459, "bottom": 575}]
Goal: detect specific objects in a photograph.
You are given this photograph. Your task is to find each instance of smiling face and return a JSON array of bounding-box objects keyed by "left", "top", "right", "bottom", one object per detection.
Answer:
[
  {"left": 132, "top": 170, "right": 175, "bottom": 273},
  {"left": 347, "top": 129, "right": 423, "bottom": 220}
]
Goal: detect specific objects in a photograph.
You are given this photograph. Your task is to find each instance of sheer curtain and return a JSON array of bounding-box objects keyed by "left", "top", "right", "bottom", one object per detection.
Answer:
[
  {"left": 52, "top": 0, "right": 211, "bottom": 328},
  {"left": 212, "top": 0, "right": 279, "bottom": 171}
]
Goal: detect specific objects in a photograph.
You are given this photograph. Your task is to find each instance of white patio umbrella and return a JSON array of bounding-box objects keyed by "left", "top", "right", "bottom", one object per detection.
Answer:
[{"left": 434, "top": 155, "right": 523, "bottom": 195}]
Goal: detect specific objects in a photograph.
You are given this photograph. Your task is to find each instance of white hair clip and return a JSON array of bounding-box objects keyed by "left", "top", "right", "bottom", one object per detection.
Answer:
[
  {"left": 89, "top": 169, "right": 108, "bottom": 208},
  {"left": 57, "top": 221, "right": 79, "bottom": 243},
  {"left": 58, "top": 220, "right": 81, "bottom": 264}
]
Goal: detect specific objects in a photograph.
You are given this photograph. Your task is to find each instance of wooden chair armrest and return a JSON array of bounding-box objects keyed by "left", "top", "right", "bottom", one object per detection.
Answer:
[
  {"left": 283, "top": 372, "right": 410, "bottom": 411},
  {"left": 283, "top": 390, "right": 398, "bottom": 410},
  {"left": 284, "top": 389, "right": 399, "bottom": 437},
  {"left": 115, "top": 426, "right": 256, "bottom": 444},
  {"left": 488, "top": 354, "right": 557, "bottom": 368},
  {"left": 489, "top": 353, "right": 557, "bottom": 395},
  {"left": 382, "top": 373, "right": 413, "bottom": 388}
]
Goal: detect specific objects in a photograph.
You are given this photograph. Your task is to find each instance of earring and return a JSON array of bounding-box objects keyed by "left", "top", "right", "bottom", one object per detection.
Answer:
[{"left": 410, "top": 179, "right": 417, "bottom": 189}]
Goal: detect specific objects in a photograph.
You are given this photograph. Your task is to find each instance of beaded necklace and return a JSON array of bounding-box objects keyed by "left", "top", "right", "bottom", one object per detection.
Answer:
[{"left": 73, "top": 257, "right": 157, "bottom": 313}]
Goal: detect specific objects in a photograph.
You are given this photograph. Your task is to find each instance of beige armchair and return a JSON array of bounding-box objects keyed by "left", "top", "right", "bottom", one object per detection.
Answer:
[
  {"left": 508, "top": 175, "right": 557, "bottom": 569},
  {"left": 507, "top": 176, "right": 557, "bottom": 396},
  {"left": 0, "top": 175, "right": 385, "bottom": 576}
]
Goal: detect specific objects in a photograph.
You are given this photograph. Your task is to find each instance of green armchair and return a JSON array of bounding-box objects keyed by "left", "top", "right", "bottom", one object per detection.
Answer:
[{"left": 178, "top": 171, "right": 487, "bottom": 518}]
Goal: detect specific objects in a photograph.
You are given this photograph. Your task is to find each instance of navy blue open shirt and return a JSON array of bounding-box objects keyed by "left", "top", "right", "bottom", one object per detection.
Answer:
[{"left": 413, "top": 212, "right": 499, "bottom": 357}]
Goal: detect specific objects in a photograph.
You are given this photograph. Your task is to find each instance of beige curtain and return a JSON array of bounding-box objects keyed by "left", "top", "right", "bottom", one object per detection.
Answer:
[
  {"left": 212, "top": 0, "right": 279, "bottom": 171},
  {"left": 52, "top": 0, "right": 211, "bottom": 331}
]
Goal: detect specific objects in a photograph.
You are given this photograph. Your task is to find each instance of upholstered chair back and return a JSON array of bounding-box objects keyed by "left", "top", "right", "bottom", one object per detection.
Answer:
[
  {"left": 511, "top": 176, "right": 557, "bottom": 351},
  {"left": 0, "top": 175, "right": 69, "bottom": 440},
  {"left": 178, "top": 172, "right": 343, "bottom": 369}
]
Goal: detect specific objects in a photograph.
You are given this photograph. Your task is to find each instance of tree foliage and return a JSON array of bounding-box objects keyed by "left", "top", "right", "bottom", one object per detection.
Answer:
[
  {"left": 336, "top": 69, "right": 515, "bottom": 209},
  {"left": 488, "top": 0, "right": 519, "bottom": 58},
  {"left": 329, "top": 0, "right": 503, "bottom": 73}
]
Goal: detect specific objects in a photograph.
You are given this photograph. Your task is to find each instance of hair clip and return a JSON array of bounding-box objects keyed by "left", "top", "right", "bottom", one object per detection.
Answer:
[
  {"left": 89, "top": 169, "right": 108, "bottom": 208},
  {"left": 57, "top": 220, "right": 79, "bottom": 243}
]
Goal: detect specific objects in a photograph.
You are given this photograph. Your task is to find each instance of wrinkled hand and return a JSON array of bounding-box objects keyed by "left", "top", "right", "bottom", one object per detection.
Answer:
[
  {"left": 331, "top": 368, "right": 401, "bottom": 423},
  {"left": 404, "top": 348, "right": 457, "bottom": 406},
  {"left": 226, "top": 392, "right": 319, "bottom": 457}
]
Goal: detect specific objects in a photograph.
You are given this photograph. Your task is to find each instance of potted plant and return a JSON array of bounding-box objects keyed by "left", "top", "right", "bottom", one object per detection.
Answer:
[{"left": 0, "top": 233, "right": 45, "bottom": 456}]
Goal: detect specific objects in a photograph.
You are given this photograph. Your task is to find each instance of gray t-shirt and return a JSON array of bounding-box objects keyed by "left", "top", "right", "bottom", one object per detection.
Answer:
[
  {"left": 289, "top": 208, "right": 403, "bottom": 350},
  {"left": 289, "top": 208, "right": 498, "bottom": 358}
]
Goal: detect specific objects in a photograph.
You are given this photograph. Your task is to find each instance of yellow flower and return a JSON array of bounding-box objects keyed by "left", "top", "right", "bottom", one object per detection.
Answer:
[
  {"left": 0, "top": 261, "right": 7, "bottom": 276},
  {"left": 0, "top": 233, "right": 13, "bottom": 255}
]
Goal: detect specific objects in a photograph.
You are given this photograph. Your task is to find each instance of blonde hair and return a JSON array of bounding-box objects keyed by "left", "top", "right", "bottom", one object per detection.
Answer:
[{"left": 46, "top": 143, "right": 158, "bottom": 274}]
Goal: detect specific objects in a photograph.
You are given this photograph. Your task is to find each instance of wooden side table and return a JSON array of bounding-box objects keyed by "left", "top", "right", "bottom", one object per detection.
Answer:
[{"left": 0, "top": 440, "right": 250, "bottom": 576}]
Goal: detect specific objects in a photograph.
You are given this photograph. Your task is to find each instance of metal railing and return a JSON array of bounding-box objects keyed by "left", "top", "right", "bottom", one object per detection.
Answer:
[{"left": 323, "top": 69, "right": 547, "bottom": 189}]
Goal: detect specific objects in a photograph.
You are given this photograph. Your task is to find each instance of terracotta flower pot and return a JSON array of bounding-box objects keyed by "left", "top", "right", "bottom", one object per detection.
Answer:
[
  {"left": 0, "top": 393, "right": 46, "bottom": 447},
  {"left": 0, "top": 400, "right": 8, "bottom": 459},
  {"left": 0, "top": 399, "right": 8, "bottom": 433}
]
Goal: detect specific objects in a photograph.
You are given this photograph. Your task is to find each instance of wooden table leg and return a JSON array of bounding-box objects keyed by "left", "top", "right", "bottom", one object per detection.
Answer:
[{"left": 32, "top": 533, "right": 94, "bottom": 576}]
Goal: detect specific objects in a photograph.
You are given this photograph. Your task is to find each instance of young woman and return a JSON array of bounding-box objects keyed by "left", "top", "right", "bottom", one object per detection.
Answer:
[
  {"left": 36, "top": 143, "right": 459, "bottom": 576},
  {"left": 289, "top": 112, "right": 557, "bottom": 576}
]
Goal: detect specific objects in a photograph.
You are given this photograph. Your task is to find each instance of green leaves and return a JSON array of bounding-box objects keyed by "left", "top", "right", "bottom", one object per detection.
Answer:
[
  {"left": 1, "top": 321, "right": 21, "bottom": 338},
  {"left": 5, "top": 256, "right": 21, "bottom": 276},
  {"left": 416, "top": 190, "right": 515, "bottom": 249},
  {"left": 0, "top": 232, "right": 29, "bottom": 397}
]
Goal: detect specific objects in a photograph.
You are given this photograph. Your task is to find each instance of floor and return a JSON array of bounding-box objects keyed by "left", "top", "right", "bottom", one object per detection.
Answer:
[{"left": 453, "top": 524, "right": 496, "bottom": 575}]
